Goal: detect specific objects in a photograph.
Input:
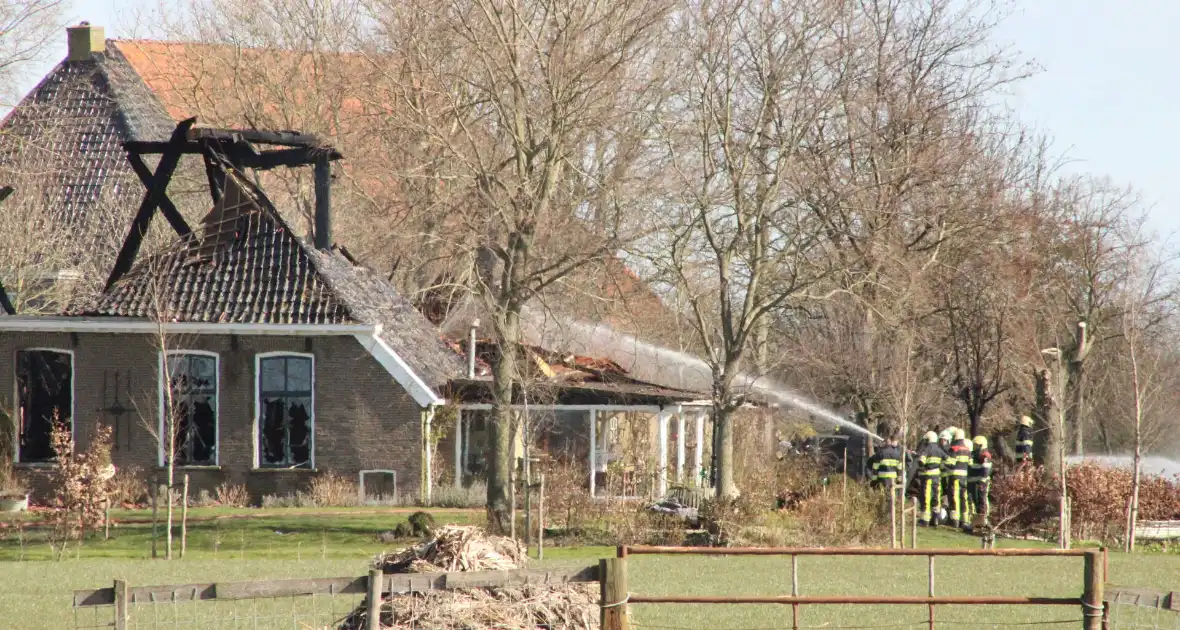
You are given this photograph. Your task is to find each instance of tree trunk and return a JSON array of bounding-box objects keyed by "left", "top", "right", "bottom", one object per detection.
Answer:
[
  {"left": 991, "top": 432, "right": 1011, "bottom": 463},
  {"left": 1067, "top": 359, "right": 1085, "bottom": 457},
  {"left": 1068, "top": 321, "right": 1088, "bottom": 457},
  {"left": 1126, "top": 446, "right": 1142, "bottom": 553},
  {"left": 486, "top": 310, "right": 521, "bottom": 535},
  {"left": 1125, "top": 334, "right": 1144, "bottom": 553},
  {"left": 1034, "top": 368, "right": 1059, "bottom": 475},
  {"left": 714, "top": 405, "right": 737, "bottom": 498},
  {"left": 968, "top": 409, "right": 981, "bottom": 439}
]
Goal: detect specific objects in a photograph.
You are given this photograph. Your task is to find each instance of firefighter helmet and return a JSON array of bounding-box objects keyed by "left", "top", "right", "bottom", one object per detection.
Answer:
[
  {"left": 953, "top": 428, "right": 966, "bottom": 441},
  {"left": 973, "top": 435, "right": 988, "bottom": 449},
  {"left": 924, "top": 431, "right": 938, "bottom": 443},
  {"left": 939, "top": 429, "right": 953, "bottom": 443},
  {"left": 1019, "top": 415, "right": 1034, "bottom": 427}
]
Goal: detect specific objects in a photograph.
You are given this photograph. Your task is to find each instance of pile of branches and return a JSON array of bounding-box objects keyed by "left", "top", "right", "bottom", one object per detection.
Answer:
[{"left": 338, "top": 526, "right": 597, "bottom": 629}]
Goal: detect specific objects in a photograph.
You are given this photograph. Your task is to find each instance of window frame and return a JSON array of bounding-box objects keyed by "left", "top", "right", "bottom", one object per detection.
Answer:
[
  {"left": 13, "top": 347, "right": 75, "bottom": 464},
  {"left": 157, "top": 350, "right": 221, "bottom": 468},
  {"left": 253, "top": 351, "right": 316, "bottom": 469}
]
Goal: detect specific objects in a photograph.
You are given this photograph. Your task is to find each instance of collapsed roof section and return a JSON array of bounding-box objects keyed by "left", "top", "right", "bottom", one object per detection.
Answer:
[
  {"left": 447, "top": 332, "right": 705, "bottom": 407},
  {"left": 79, "top": 118, "right": 464, "bottom": 394}
]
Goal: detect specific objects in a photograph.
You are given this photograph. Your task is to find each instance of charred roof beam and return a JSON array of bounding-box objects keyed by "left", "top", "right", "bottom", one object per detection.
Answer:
[
  {"left": 122, "top": 140, "right": 342, "bottom": 171},
  {"left": 105, "top": 117, "right": 196, "bottom": 291}
]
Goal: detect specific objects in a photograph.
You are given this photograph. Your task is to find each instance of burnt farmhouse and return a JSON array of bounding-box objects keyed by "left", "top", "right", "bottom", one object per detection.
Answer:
[{"left": 0, "top": 120, "right": 463, "bottom": 500}]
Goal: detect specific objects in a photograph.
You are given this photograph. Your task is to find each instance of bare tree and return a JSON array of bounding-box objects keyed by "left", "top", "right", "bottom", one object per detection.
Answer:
[
  {"left": 0, "top": 0, "right": 66, "bottom": 105},
  {"left": 361, "top": 0, "right": 672, "bottom": 529},
  {"left": 643, "top": 0, "right": 851, "bottom": 498},
  {"left": 1119, "top": 240, "right": 1176, "bottom": 552}
]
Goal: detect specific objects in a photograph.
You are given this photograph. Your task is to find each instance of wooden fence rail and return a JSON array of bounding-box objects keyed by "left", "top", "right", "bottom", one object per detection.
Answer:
[
  {"left": 76, "top": 548, "right": 1178, "bottom": 630},
  {"left": 74, "top": 565, "right": 602, "bottom": 630}
]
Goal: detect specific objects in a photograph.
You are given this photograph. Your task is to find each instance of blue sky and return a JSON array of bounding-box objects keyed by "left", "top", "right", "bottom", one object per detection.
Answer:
[{"left": 32, "top": 0, "right": 1180, "bottom": 238}]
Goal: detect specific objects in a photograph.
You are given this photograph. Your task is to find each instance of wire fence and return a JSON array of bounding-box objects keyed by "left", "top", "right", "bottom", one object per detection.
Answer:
[
  {"left": 70, "top": 565, "right": 601, "bottom": 630},
  {"left": 71, "top": 592, "right": 366, "bottom": 629},
  {"left": 1106, "top": 587, "right": 1180, "bottom": 630}
]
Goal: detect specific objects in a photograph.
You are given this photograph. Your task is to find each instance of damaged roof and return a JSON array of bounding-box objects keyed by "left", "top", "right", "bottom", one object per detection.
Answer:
[
  {"left": 83, "top": 165, "right": 464, "bottom": 390},
  {"left": 0, "top": 41, "right": 174, "bottom": 225}
]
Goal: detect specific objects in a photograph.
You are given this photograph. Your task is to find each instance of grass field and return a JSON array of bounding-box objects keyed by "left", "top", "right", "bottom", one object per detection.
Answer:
[
  {"left": 1, "top": 508, "right": 1177, "bottom": 629},
  {"left": 0, "top": 507, "right": 482, "bottom": 561}
]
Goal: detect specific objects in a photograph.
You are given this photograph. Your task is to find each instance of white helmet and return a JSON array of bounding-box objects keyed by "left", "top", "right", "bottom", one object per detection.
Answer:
[
  {"left": 924, "top": 431, "right": 938, "bottom": 443},
  {"left": 939, "top": 429, "right": 953, "bottom": 442},
  {"left": 953, "top": 428, "right": 966, "bottom": 441}
]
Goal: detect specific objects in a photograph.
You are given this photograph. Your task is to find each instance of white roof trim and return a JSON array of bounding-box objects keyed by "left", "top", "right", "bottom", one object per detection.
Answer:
[
  {"left": 458, "top": 404, "right": 664, "bottom": 412},
  {"left": 354, "top": 328, "right": 442, "bottom": 408},
  {"left": 0, "top": 318, "right": 373, "bottom": 336}
]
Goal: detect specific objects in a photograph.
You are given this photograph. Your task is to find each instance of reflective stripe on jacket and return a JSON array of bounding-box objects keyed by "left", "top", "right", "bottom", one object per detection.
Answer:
[
  {"left": 968, "top": 448, "right": 993, "bottom": 482},
  {"left": 917, "top": 443, "right": 945, "bottom": 477},
  {"left": 873, "top": 445, "right": 903, "bottom": 480}
]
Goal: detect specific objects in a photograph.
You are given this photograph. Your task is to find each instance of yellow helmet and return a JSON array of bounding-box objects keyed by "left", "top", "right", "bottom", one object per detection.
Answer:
[
  {"left": 973, "top": 435, "right": 988, "bottom": 449},
  {"left": 1020, "top": 416, "right": 1034, "bottom": 427},
  {"left": 953, "top": 428, "right": 966, "bottom": 441}
]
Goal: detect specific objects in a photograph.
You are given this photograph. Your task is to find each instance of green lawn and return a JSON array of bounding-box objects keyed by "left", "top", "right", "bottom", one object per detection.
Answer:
[
  {"left": 0, "top": 507, "right": 483, "bottom": 561},
  {"left": 1, "top": 510, "right": 1178, "bottom": 629}
]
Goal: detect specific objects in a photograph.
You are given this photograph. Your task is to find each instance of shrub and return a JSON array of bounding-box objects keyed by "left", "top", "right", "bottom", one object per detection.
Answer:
[
  {"left": 991, "top": 465, "right": 1054, "bottom": 533},
  {"left": 309, "top": 472, "right": 359, "bottom": 507},
  {"left": 215, "top": 482, "right": 250, "bottom": 508},
  {"left": 407, "top": 511, "right": 437, "bottom": 537},
  {"left": 990, "top": 461, "right": 1180, "bottom": 543},
  {"left": 108, "top": 465, "right": 148, "bottom": 506},
  {"left": 49, "top": 420, "right": 116, "bottom": 551}
]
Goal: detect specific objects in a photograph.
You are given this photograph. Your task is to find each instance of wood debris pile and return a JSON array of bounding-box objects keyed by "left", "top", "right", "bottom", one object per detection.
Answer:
[
  {"left": 375, "top": 525, "right": 524, "bottom": 573},
  {"left": 337, "top": 526, "right": 598, "bottom": 629}
]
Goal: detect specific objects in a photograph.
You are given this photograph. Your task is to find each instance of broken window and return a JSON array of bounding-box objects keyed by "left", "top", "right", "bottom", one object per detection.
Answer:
[
  {"left": 15, "top": 349, "right": 73, "bottom": 462},
  {"left": 257, "top": 354, "right": 313, "bottom": 468},
  {"left": 161, "top": 353, "right": 218, "bottom": 466}
]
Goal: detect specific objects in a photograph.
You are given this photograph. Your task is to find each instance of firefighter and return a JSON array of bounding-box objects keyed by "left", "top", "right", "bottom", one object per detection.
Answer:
[
  {"left": 937, "top": 428, "right": 954, "bottom": 523},
  {"left": 871, "top": 435, "right": 903, "bottom": 512},
  {"left": 967, "top": 435, "right": 994, "bottom": 530},
  {"left": 945, "top": 428, "right": 970, "bottom": 529},
  {"left": 1015, "top": 416, "right": 1034, "bottom": 463},
  {"left": 916, "top": 431, "right": 945, "bottom": 527}
]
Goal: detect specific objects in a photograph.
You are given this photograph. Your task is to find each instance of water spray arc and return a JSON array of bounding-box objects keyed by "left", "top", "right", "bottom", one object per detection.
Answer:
[{"left": 525, "top": 310, "right": 881, "bottom": 441}]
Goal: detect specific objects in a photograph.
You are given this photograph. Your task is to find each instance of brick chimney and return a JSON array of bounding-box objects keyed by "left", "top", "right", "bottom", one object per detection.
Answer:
[{"left": 67, "top": 22, "right": 105, "bottom": 61}]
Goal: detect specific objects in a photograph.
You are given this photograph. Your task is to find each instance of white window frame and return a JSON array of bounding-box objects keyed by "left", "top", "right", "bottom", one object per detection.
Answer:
[
  {"left": 253, "top": 351, "right": 316, "bottom": 469},
  {"left": 157, "top": 350, "right": 221, "bottom": 468},
  {"left": 12, "top": 347, "right": 75, "bottom": 464}
]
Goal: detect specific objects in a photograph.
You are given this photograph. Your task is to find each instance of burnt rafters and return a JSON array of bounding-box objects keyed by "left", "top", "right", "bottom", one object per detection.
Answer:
[
  {"left": 125, "top": 153, "right": 192, "bottom": 237},
  {"left": 105, "top": 117, "right": 197, "bottom": 291},
  {"left": 202, "top": 147, "right": 225, "bottom": 204},
  {"left": 122, "top": 141, "right": 342, "bottom": 171},
  {"left": 0, "top": 278, "right": 14, "bottom": 315},
  {"left": 0, "top": 185, "right": 14, "bottom": 315}
]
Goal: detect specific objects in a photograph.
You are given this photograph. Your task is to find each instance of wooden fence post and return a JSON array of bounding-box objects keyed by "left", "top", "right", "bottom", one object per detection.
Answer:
[
  {"left": 538, "top": 474, "right": 545, "bottom": 562},
  {"left": 1082, "top": 549, "right": 1104, "bottom": 630},
  {"left": 150, "top": 475, "right": 158, "bottom": 559},
  {"left": 367, "top": 568, "right": 383, "bottom": 630},
  {"left": 600, "top": 557, "right": 629, "bottom": 630},
  {"left": 181, "top": 474, "right": 189, "bottom": 559},
  {"left": 114, "top": 579, "right": 129, "bottom": 630}
]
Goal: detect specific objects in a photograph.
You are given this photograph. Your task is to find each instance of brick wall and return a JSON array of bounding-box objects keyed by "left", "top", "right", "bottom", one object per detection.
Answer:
[{"left": 0, "top": 331, "right": 424, "bottom": 502}]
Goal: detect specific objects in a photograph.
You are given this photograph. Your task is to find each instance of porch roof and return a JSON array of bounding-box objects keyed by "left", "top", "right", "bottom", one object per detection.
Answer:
[{"left": 446, "top": 376, "right": 703, "bottom": 407}]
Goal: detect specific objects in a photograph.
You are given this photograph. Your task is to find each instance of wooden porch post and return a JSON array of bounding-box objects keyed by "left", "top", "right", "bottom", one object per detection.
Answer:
[
  {"left": 454, "top": 410, "right": 463, "bottom": 488},
  {"left": 694, "top": 411, "right": 705, "bottom": 487},
  {"left": 589, "top": 409, "right": 598, "bottom": 498},
  {"left": 676, "top": 407, "right": 686, "bottom": 483},
  {"left": 658, "top": 408, "right": 670, "bottom": 497}
]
